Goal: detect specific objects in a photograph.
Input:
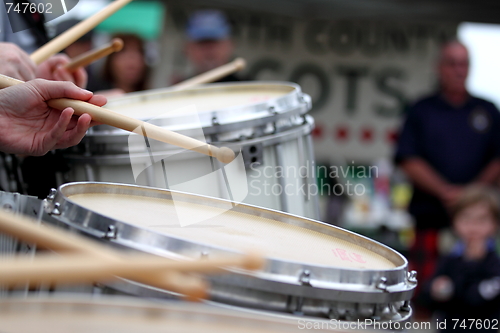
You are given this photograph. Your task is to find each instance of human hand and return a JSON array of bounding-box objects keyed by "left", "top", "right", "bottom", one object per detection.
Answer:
[
  {"left": 439, "top": 185, "right": 464, "bottom": 209},
  {"left": 0, "top": 79, "right": 106, "bottom": 156},
  {"left": 0, "top": 43, "right": 37, "bottom": 81},
  {"left": 37, "top": 54, "right": 88, "bottom": 88},
  {"left": 431, "top": 275, "right": 454, "bottom": 301}
]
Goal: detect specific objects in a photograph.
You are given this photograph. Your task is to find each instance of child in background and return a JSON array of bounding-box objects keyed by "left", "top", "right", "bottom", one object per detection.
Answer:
[{"left": 421, "top": 186, "right": 500, "bottom": 332}]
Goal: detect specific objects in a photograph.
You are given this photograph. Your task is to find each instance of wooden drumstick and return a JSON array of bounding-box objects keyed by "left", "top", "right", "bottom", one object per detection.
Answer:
[
  {"left": 0, "top": 74, "right": 235, "bottom": 164},
  {"left": 0, "top": 252, "right": 263, "bottom": 286},
  {"left": 30, "top": 0, "right": 132, "bottom": 64},
  {"left": 0, "top": 210, "right": 208, "bottom": 298},
  {"left": 171, "top": 58, "right": 246, "bottom": 90},
  {"left": 0, "top": 210, "right": 263, "bottom": 296},
  {"left": 0, "top": 207, "right": 264, "bottom": 274},
  {"left": 65, "top": 38, "right": 124, "bottom": 72}
]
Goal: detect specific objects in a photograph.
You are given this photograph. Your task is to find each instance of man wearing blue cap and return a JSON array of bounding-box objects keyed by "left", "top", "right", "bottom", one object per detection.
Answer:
[{"left": 184, "top": 10, "right": 240, "bottom": 82}]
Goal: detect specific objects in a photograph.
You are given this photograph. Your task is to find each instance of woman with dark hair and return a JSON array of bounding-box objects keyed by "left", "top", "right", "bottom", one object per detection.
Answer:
[{"left": 97, "top": 33, "right": 149, "bottom": 94}]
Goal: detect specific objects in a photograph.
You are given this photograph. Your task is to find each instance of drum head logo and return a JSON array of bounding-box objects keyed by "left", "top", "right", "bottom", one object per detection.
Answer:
[
  {"left": 3, "top": 0, "right": 79, "bottom": 33},
  {"left": 128, "top": 105, "right": 249, "bottom": 227}
]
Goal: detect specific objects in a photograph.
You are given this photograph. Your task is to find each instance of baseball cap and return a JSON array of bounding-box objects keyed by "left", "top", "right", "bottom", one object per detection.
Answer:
[{"left": 186, "top": 10, "right": 231, "bottom": 41}]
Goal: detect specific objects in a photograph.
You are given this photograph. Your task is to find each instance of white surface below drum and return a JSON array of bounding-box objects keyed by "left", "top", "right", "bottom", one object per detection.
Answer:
[{"left": 0, "top": 296, "right": 348, "bottom": 333}]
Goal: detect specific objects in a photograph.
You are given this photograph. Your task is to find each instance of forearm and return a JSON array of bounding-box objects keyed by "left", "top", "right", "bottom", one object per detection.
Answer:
[
  {"left": 475, "top": 159, "right": 500, "bottom": 185},
  {"left": 400, "top": 158, "right": 451, "bottom": 198}
]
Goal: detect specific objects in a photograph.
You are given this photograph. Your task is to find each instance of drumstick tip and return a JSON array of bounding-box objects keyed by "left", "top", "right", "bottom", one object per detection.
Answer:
[
  {"left": 234, "top": 58, "right": 246, "bottom": 71},
  {"left": 111, "top": 38, "right": 124, "bottom": 52},
  {"left": 216, "top": 147, "right": 235, "bottom": 164},
  {"left": 242, "top": 252, "right": 265, "bottom": 271}
]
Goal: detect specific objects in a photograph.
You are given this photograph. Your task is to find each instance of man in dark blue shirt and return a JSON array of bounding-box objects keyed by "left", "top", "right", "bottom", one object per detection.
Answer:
[{"left": 395, "top": 40, "right": 500, "bottom": 288}]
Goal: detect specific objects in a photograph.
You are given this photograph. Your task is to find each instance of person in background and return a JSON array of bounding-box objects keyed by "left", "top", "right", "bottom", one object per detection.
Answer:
[
  {"left": 172, "top": 10, "right": 240, "bottom": 84},
  {"left": 95, "top": 33, "right": 149, "bottom": 95},
  {"left": 395, "top": 40, "right": 500, "bottom": 293},
  {"left": 420, "top": 186, "right": 500, "bottom": 332}
]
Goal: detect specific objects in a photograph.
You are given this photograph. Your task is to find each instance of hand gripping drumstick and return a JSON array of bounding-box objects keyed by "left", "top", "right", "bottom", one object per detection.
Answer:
[
  {"left": 170, "top": 58, "right": 246, "bottom": 90},
  {"left": 64, "top": 38, "right": 124, "bottom": 72},
  {"left": 0, "top": 209, "right": 264, "bottom": 297},
  {"left": 0, "top": 74, "right": 235, "bottom": 164},
  {"left": 30, "top": 0, "right": 132, "bottom": 65}
]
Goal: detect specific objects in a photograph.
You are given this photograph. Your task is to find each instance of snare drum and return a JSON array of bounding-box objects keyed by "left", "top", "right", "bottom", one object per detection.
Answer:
[
  {"left": 0, "top": 296, "right": 340, "bottom": 333},
  {"left": 62, "top": 82, "right": 319, "bottom": 219},
  {"left": 45, "top": 182, "right": 416, "bottom": 322}
]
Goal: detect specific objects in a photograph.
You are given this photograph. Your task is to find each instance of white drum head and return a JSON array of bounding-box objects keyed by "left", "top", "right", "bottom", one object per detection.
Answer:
[{"left": 68, "top": 189, "right": 394, "bottom": 270}]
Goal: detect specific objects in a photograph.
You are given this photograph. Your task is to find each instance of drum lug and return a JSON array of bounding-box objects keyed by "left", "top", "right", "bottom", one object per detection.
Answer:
[
  {"left": 201, "top": 251, "right": 209, "bottom": 259},
  {"left": 46, "top": 188, "right": 57, "bottom": 202},
  {"left": 298, "top": 93, "right": 312, "bottom": 110},
  {"left": 50, "top": 203, "right": 61, "bottom": 216},
  {"left": 268, "top": 106, "right": 279, "bottom": 115},
  {"left": 103, "top": 225, "right": 117, "bottom": 240},
  {"left": 299, "top": 269, "right": 312, "bottom": 286},
  {"left": 328, "top": 307, "right": 339, "bottom": 320},
  {"left": 242, "top": 143, "right": 263, "bottom": 169},
  {"left": 43, "top": 189, "right": 61, "bottom": 216},
  {"left": 286, "top": 270, "right": 312, "bottom": 315},
  {"left": 407, "top": 270, "right": 417, "bottom": 284},
  {"left": 328, "top": 304, "right": 354, "bottom": 321},
  {"left": 375, "top": 276, "right": 388, "bottom": 292},
  {"left": 400, "top": 300, "right": 411, "bottom": 312},
  {"left": 211, "top": 116, "right": 220, "bottom": 126}
]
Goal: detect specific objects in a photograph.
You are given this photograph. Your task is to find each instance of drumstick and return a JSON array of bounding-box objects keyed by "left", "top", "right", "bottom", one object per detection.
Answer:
[
  {"left": 0, "top": 209, "right": 208, "bottom": 298},
  {"left": 171, "top": 58, "right": 246, "bottom": 90},
  {"left": 0, "top": 210, "right": 263, "bottom": 271},
  {"left": 0, "top": 252, "right": 263, "bottom": 286},
  {"left": 0, "top": 210, "right": 263, "bottom": 296},
  {"left": 65, "top": 38, "right": 124, "bottom": 72},
  {"left": 0, "top": 74, "right": 235, "bottom": 164},
  {"left": 30, "top": 0, "right": 132, "bottom": 64}
]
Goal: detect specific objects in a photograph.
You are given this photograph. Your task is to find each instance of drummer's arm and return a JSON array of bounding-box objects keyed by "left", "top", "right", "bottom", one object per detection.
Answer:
[{"left": 400, "top": 158, "right": 462, "bottom": 208}]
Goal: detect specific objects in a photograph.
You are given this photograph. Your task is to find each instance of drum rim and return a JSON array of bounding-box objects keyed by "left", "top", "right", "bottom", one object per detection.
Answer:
[
  {"left": 0, "top": 295, "right": 412, "bottom": 329},
  {"left": 105, "top": 81, "right": 303, "bottom": 109},
  {"left": 47, "top": 182, "right": 415, "bottom": 302}
]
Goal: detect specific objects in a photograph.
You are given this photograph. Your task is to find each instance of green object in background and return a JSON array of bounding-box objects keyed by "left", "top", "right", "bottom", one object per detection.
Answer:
[{"left": 96, "top": 2, "right": 165, "bottom": 40}]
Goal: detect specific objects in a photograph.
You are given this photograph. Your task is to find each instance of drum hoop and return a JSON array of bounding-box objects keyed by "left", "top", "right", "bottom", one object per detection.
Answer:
[
  {"left": 47, "top": 182, "right": 415, "bottom": 303},
  {"left": 89, "top": 103, "right": 309, "bottom": 140},
  {"left": 98, "top": 81, "right": 311, "bottom": 135}
]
